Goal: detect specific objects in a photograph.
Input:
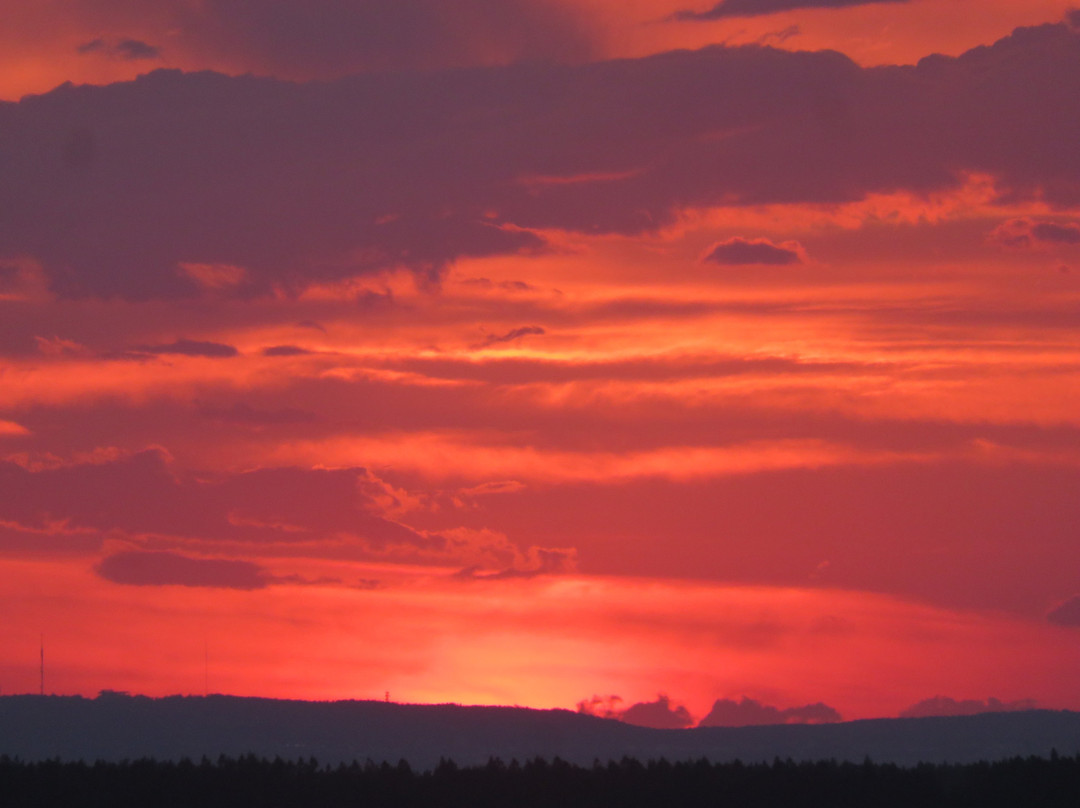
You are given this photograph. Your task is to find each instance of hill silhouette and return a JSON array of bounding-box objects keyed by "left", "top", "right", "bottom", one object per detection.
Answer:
[{"left": 3, "top": 694, "right": 1079, "bottom": 768}]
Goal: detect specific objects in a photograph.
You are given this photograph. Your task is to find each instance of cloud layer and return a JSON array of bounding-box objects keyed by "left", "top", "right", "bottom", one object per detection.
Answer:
[
  {"left": 3, "top": 23, "right": 1080, "bottom": 298},
  {"left": 673, "top": 0, "right": 908, "bottom": 22}
]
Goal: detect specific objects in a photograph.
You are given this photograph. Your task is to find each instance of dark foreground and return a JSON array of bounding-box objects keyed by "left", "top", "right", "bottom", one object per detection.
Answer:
[
  {"left": 3, "top": 753, "right": 1080, "bottom": 808},
  {"left": 6, "top": 695, "right": 1080, "bottom": 767}
]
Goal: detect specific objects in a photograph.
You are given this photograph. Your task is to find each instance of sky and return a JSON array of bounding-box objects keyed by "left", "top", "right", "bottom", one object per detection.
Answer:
[{"left": 2, "top": 0, "right": 1080, "bottom": 728}]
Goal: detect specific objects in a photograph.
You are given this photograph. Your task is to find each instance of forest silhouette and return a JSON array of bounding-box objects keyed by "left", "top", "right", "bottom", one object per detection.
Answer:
[{"left": 2, "top": 752, "right": 1079, "bottom": 807}]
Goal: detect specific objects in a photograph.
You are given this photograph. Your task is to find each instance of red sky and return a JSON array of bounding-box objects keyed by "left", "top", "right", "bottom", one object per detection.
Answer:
[{"left": 2, "top": 0, "right": 1080, "bottom": 727}]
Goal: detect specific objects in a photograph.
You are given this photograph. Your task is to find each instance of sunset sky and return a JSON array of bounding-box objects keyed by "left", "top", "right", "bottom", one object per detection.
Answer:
[{"left": 2, "top": 0, "right": 1080, "bottom": 727}]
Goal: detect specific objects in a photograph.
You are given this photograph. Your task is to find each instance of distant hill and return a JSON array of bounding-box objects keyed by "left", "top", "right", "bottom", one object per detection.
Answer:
[{"left": 3, "top": 694, "right": 1079, "bottom": 769}]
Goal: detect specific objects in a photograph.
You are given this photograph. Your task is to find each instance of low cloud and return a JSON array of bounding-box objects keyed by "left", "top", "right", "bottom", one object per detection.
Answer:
[
  {"left": 577, "top": 693, "right": 694, "bottom": 729},
  {"left": 77, "top": 38, "right": 161, "bottom": 60},
  {"left": 96, "top": 550, "right": 268, "bottom": 590},
  {"left": 261, "top": 345, "right": 314, "bottom": 357},
  {"left": 474, "top": 326, "right": 546, "bottom": 350},
  {"left": 704, "top": 238, "right": 806, "bottom": 266},
  {"left": 899, "top": 696, "right": 1038, "bottom": 718},
  {"left": 132, "top": 339, "right": 240, "bottom": 358},
  {"left": 990, "top": 218, "right": 1080, "bottom": 249},
  {"left": 697, "top": 697, "right": 842, "bottom": 727},
  {"left": 1047, "top": 595, "right": 1080, "bottom": 626},
  {"left": 672, "top": 0, "right": 906, "bottom": 21}
]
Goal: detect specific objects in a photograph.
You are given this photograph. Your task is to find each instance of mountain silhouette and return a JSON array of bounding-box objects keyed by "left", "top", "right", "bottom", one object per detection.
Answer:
[{"left": 3, "top": 694, "right": 1079, "bottom": 768}]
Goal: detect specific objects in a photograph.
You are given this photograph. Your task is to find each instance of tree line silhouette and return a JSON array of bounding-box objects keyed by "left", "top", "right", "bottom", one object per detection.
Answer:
[{"left": 1, "top": 751, "right": 1078, "bottom": 807}]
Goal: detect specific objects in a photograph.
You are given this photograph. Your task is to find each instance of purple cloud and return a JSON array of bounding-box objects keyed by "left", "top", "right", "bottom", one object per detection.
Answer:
[
  {"left": 697, "top": 697, "right": 842, "bottom": 727},
  {"left": 990, "top": 218, "right": 1080, "bottom": 248},
  {"left": 577, "top": 693, "right": 694, "bottom": 729},
  {"left": 132, "top": 339, "right": 239, "bottom": 358},
  {"left": 4, "top": 23, "right": 1080, "bottom": 299},
  {"left": 0, "top": 450, "right": 436, "bottom": 552},
  {"left": 672, "top": 0, "right": 907, "bottom": 21},
  {"left": 96, "top": 550, "right": 268, "bottom": 589},
  {"left": 77, "top": 38, "right": 161, "bottom": 60},
  {"left": 261, "top": 345, "right": 314, "bottom": 356},
  {"left": 704, "top": 237, "right": 805, "bottom": 266},
  {"left": 474, "top": 326, "right": 546, "bottom": 349}
]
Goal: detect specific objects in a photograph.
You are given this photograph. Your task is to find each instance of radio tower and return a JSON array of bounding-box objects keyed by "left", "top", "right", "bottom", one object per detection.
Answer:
[{"left": 39, "top": 634, "right": 44, "bottom": 696}]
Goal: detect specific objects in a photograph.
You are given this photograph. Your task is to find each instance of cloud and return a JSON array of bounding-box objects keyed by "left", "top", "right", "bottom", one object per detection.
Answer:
[
  {"left": 77, "top": 38, "right": 162, "bottom": 60},
  {"left": 619, "top": 694, "right": 695, "bottom": 729},
  {"left": 261, "top": 345, "right": 314, "bottom": 357},
  {"left": 697, "top": 697, "right": 842, "bottom": 727},
  {"left": 131, "top": 339, "right": 240, "bottom": 358},
  {"left": 456, "top": 545, "right": 577, "bottom": 580},
  {"left": 0, "top": 449, "right": 434, "bottom": 552},
  {"left": 899, "top": 696, "right": 1038, "bottom": 718},
  {"left": 115, "top": 39, "right": 161, "bottom": 60},
  {"left": 474, "top": 326, "right": 546, "bottom": 349},
  {"left": 0, "top": 419, "right": 29, "bottom": 436},
  {"left": 990, "top": 218, "right": 1080, "bottom": 249},
  {"left": 672, "top": 0, "right": 907, "bottom": 21},
  {"left": 173, "top": 0, "right": 592, "bottom": 77},
  {"left": 5, "top": 23, "right": 1080, "bottom": 298},
  {"left": 76, "top": 38, "right": 107, "bottom": 55},
  {"left": 1047, "top": 595, "right": 1080, "bottom": 626},
  {"left": 704, "top": 237, "right": 806, "bottom": 266},
  {"left": 577, "top": 693, "right": 694, "bottom": 729},
  {"left": 96, "top": 550, "right": 267, "bottom": 589}
]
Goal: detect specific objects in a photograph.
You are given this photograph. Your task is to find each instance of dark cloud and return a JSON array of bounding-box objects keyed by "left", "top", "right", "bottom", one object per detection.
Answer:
[
  {"left": 63, "top": 0, "right": 591, "bottom": 76},
  {"left": 261, "top": 345, "right": 314, "bottom": 356},
  {"left": 1069, "top": 9, "right": 1080, "bottom": 30},
  {"left": 76, "top": 38, "right": 107, "bottom": 55},
  {"left": 132, "top": 339, "right": 239, "bottom": 358},
  {"left": 0, "top": 450, "right": 437, "bottom": 554},
  {"left": 577, "top": 693, "right": 694, "bottom": 729},
  {"left": 77, "top": 38, "right": 162, "bottom": 60},
  {"left": 899, "top": 696, "right": 1038, "bottom": 719},
  {"left": 1033, "top": 222, "right": 1080, "bottom": 245},
  {"left": 0, "top": 521, "right": 103, "bottom": 556},
  {"left": 620, "top": 695, "right": 695, "bottom": 729},
  {"left": 990, "top": 218, "right": 1080, "bottom": 249},
  {"left": 672, "top": 0, "right": 907, "bottom": 21},
  {"left": 474, "top": 326, "right": 546, "bottom": 349},
  {"left": 4, "top": 23, "right": 1080, "bottom": 299},
  {"left": 201, "top": 0, "right": 589, "bottom": 75},
  {"left": 115, "top": 39, "right": 162, "bottom": 60},
  {"left": 96, "top": 550, "right": 267, "bottom": 589},
  {"left": 697, "top": 697, "right": 842, "bottom": 727},
  {"left": 704, "top": 237, "right": 805, "bottom": 266},
  {"left": 1047, "top": 595, "right": 1080, "bottom": 626}
]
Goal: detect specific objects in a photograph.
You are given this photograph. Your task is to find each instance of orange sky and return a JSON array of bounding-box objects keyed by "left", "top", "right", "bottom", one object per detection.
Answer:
[{"left": 2, "top": 0, "right": 1080, "bottom": 726}]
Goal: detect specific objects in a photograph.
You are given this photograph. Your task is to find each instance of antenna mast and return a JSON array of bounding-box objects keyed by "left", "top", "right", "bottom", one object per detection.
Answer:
[{"left": 39, "top": 634, "right": 44, "bottom": 696}]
